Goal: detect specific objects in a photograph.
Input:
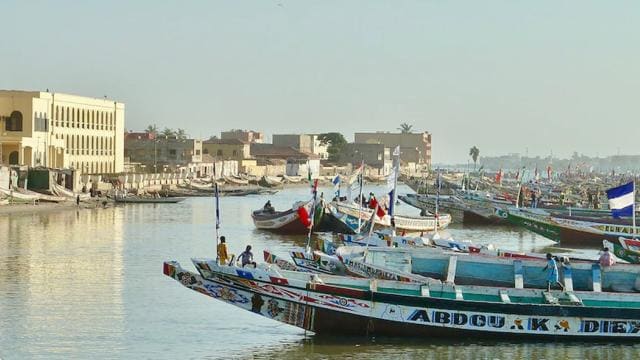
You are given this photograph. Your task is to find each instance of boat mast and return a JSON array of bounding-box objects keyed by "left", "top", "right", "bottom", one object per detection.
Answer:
[{"left": 357, "top": 159, "right": 364, "bottom": 233}]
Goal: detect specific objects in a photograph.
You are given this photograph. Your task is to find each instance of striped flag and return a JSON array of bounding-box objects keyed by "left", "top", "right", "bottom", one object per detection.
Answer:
[{"left": 606, "top": 181, "right": 635, "bottom": 218}]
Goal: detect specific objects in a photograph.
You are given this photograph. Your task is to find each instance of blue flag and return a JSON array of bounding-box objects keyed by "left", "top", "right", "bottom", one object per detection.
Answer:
[{"left": 606, "top": 181, "right": 635, "bottom": 218}]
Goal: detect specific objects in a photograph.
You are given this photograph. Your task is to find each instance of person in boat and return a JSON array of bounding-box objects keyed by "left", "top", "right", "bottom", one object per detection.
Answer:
[
  {"left": 217, "top": 236, "right": 229, "bottom": 265},
  {"left": 263, "top": 200, "right": 275, "bottom": 213},
  {"left": 368, "top": 193, "right": 377, "bottom": 209},
  {"left": 599, "top": 247, "right": 616, "bottom": 267},
  {"left": 530, "top": 189, "right": 537, "bottom": 209},
  {"left": 542, "top": 253, "right": 564, "bottom": 292},
  {"left": 239, "top": 245, "right": 256, "bottom": 268}
]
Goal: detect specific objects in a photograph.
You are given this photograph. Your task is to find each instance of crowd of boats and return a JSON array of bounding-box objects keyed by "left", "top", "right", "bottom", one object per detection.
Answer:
[{"left": 164, "top": 155, "right": 640, "bottom": 340}]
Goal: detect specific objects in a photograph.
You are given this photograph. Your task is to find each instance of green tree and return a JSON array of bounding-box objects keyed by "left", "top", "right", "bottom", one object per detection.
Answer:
[
  {"left": 176, "top": 128, "right": 188, "bottom": 139},
  {"left": 318, "top": 132, "right": 347, "bottom": 162},
  {"left": 145, "top": 124, "right": 158, "bottom": 136},
  {"left": 161, "top": 127, "right": 175, "bottom": 137},
  {"left": 469, "top": 146, "right": 480, "bottom": 170},
  {"left": 398, "top": 123, "right": 414, "bottom": 134}
]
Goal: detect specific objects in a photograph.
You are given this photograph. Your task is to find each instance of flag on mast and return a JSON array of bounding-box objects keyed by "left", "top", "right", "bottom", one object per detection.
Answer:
[{"left": 606, "top": 181, "right": 635, "bottom": 219}]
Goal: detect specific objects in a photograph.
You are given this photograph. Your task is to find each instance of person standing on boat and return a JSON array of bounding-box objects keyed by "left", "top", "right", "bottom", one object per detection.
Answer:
[
  {"left": 217, "top": 236, "right": 229, "bottom": 265},
  {"left": 530, "top": 189, "right": 537, "bottom": 208},
  {"left": 239, "top": 245, "right": 256, "bottom": 268},
  {"left": 263, "top": 200, "right": 275, "bottom": 213},
  {"left": 599, "top": 247, "right": 616, "bottom": 267},
  {"left": 542, "top": 253, "right": 564, "bottom": 292}
]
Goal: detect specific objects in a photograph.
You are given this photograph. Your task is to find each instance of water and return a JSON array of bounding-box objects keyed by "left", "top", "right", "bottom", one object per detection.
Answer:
[{"left": 1, "top": 184, "right": 637, "bottom": 359}]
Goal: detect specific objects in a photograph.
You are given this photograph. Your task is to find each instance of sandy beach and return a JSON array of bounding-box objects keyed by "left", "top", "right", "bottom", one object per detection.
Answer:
[{"left": 0, "top": 199, "right": 109, "bottom": 216}]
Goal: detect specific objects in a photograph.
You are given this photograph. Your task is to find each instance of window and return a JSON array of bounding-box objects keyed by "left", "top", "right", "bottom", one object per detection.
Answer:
[
  {"left": 216, "top": 149, "right": 223, "bottom": 156},
  {"left": 169, "top": 149, "right": 177, "bottom": 156},
  {"left": 34, "top": 112, "right": 48, "bottom": 132},
  {"left": 5, "top": 111, "right": 23, "bottom": 131},
  {"left": 232, "top": 150, "right": 237, "bottom": 156},
  {"left": 203, "top": 148, "right": 209, "bottom": 155},
  {"left": 196, "top": 150, "right": 201, "bottom": 155}
]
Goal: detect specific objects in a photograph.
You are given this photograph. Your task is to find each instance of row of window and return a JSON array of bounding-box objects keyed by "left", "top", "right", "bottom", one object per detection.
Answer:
[
  {"left": 70, "top": 160, "right": 114, "bottom": 174},
  {"left": 53, "top": 105, "right": 115, "bottom": 131},
  {"left": 64, "top": 134, "right": 115, "bottom": 156}
]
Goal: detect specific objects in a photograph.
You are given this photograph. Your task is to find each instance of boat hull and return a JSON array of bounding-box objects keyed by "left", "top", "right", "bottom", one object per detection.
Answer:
[{"left": 164, "top": 261, "right": 640, "bottom": 340}]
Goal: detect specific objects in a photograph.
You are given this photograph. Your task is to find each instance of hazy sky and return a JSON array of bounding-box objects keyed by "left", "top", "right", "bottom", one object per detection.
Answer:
[{"left": 1, "top": 1, "right": 638, "bottom": 163}]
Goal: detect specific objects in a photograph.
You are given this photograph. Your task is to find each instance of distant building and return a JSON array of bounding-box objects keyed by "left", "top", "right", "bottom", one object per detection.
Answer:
[
  {"left": 0, "top": 90, "right": 125, "bottom": 174},
  {"left": 202, "top": 138, "right": 250, "bottom": 161},
  {"left": 335, "top": 143, "right": 391, "bottom": 175},
  {"left": 125, "top": 136, "right": 213, "bottom": 177},
  {"left": 221, "top": 129, "right": 264, "bottom": 144},
  {"left": 273, "top": 134, "right": 329, "bottom": 160},
  {"left": 354, "top": 131, "right": 431, "bottom": 168},
  {"left": 250, "top": 143, "right": 320, "bottom": 176}
]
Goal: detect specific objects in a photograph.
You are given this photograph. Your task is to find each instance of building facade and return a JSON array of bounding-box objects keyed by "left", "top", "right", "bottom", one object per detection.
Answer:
[
  {"left": 354, "top": 131, "right": 431, "bottom": 167},
  {"left": 202, "top": 139, "right": 250, "bottom": 161},
  {"left": 221, "top": 129, "right": 264, "bottom": 144},
  {"left": 336, "top": 143, "right": 392, "bottom": 175},
  {"left": 124, "top": 136, "right": 211, "bottom": 176},
  {"left": 0, "top": 90, "right": 124, "bottom": 174},
  {"left": 272, "top": 134, "right": 313, "bottom": 153}
]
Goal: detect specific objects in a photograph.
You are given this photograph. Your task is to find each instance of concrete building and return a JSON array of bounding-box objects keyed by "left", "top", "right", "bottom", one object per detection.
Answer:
[
  {"left": 273, "top": 134, "right": 329, "bottom": 160},
  {"left": 124, "top": 136, "right": 213, "bottom": 177},
  {"left": 250, "top": 143, "right": 320, "bottom": 177},
  {"left": 202, "top": 138, "right": 250, "bottom": 161},
  {"left": 0, "top": 90, "right": 125, "bottom": 174},
  {"left": 221, "top": 129, "right": 264, "bottom": 144},
  {"left": 354, "top": 131, "right": 431, "bottom": 167},
  {"left": 336, "top": 143, "right": 392, "bottom": 175}
]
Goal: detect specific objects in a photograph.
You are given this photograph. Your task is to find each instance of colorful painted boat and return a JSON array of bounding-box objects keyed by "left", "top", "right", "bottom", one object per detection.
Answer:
[
  {"left": 164, "top": 259, "right": 640, "bottom": 340},
  {"left": 334, "top": 202, "right": 451, "bottom": 233},
  {"left": 363, "top": 246, "right": 640, "bottom": 293},
  {"left": 251, "top": 201, "right": 314, "bottom": 234},
  {"left": 504, "top": 207, "right": 640, "bottom": 248},
  {"left": 604, "top": 238, "right": 640, "bottom": 265}
]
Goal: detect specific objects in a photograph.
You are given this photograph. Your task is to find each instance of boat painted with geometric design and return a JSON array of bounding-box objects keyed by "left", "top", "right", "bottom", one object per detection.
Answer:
[{"left": 164, "top": 259, "right": 640, "bottom": 340}]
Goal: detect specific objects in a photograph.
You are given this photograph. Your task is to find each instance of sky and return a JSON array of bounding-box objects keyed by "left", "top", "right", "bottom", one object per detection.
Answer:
[{"left": 1, "top": 1, "right": 638, "bottom": 163}]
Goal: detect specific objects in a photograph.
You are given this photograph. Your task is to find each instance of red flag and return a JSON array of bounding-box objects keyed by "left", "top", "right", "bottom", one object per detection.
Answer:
[
  {"left": 495, "top": 169, "right": 502, "bottom": 184},
  {"left": 297, "top": 206, "right": 311, "bottom": 228},
  {"left": 547, "top": 166, "right": 552, "bottom": 180},
  {"left": 375, "top": 203, "right": 386, "bottom": 218}
]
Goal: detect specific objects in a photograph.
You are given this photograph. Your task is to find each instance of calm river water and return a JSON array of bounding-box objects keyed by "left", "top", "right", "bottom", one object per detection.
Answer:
[{"left": 1, "top": 184, "right": 639, "bottom": 359}]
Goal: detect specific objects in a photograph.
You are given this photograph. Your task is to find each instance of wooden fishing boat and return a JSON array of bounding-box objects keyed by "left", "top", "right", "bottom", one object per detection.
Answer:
[
  {"left": 223, "top": 175, "right": 249, "bottom": 186},
  {"left": 604, "top": 238, "right": 640, "bottom": 264},
  {"left": 359, "top": 245, "right": 640, "bottom": 293},
  {"left": 251, "top": 202, "right": 313, "bottom": 234},
  {"left": 164, "top": 258, "right": 640, "bottom": 340},
  {"left": 333, "top": 202, "right": 451, "bottom": 233},
  {"left": 258, "top": 176, "right": 283, "bottom": 188},
  {"left": 504, "top": 208, "right": 639, "bottom": 248}
]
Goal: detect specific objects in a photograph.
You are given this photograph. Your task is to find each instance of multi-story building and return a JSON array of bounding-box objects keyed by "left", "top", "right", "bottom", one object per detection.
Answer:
[
  {"left": 0, "top": 90, "right": 124, "bottom": 174},
  {"left": 124, "top": 136, "right": 212, "bottom": 176},
  {"left": 273, "top": 134, "right": 329, "bottom": 160},
  {"left": 354, "top": 131, "right": 431, "bottom": 167},
  {"left": 221, "top": 129, "right": 264, "bottom": 144},
  {"left": 336, "top": 143, "right": 392, "bottom": 175},
  {"left": 202, "top": 138, "right": 250, "bottom": 161}
]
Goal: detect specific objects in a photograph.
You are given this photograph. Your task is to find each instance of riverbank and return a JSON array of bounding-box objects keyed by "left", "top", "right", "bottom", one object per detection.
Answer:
[{"left": 0, "top": 198, "right": 109, "bottom": 216}]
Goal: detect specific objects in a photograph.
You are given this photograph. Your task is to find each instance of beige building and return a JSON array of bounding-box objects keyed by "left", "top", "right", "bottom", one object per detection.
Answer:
[
  {"left": 0, "top": 90, "right": 124, "bottom": 174},
  {"left": 221, "top": 129, "right": 264, "bottom": 144},
  {"left": 202, "top": 138, "right": 250, "bottom": 161},
  {"left": 273, "top": 134, "right": 329, "bottom": 160},
  {"left": 354, "top": 131, "right": 431, "bottom": 168}
]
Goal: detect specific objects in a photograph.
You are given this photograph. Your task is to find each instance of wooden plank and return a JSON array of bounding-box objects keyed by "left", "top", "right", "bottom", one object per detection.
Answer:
[
  {"left": 592, "top": 264, "right": 602, "bottom": 292},
  {"left": 420, "top": 284, "right": 430, "bottom": 297},
  {"left": 513, "top": 260, "right": 524, "bottom": 289},
  {"left": 455, "top": 287, "right": 463, "bottom": 300},
  {"left": 563, "top": 266, "right": 574, "bottom": 292},
  {"left": 499, "top": 290, "right": 511, "bottom": 303},
  {"left": 446, "top": 256, "right": 458, "bottom": 284}
]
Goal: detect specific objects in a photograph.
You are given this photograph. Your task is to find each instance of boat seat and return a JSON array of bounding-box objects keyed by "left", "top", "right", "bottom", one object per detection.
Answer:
[
  {"left": 542, "top": 291, "right": 559, "bottom": 305},
  {"left": 513, "top": 260, "right": 524, "bottom": 289},
  {"left": 592, "top": 264, "right": 602, "bottom": 292},
  {"left": 499, "top": 290, "right": 511, "bottom": 303},
  {"left": 446, "top": 256, "right": 458, "bottom": 284}
]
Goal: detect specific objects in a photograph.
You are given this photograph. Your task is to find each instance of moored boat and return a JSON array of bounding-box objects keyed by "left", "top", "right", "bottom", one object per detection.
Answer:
[{"left": 164, "top": 258, "right": 640, "bottom": 340}]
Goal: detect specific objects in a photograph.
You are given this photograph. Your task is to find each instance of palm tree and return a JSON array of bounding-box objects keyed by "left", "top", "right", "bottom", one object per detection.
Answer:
[
  {"left": 176, "top": 128, "right": 187, "bottom": 139},
  {"left": 145, "top": 124, "right": 158, "bottom": 136},
  {"left": 161, "top": 127, "right": 175, "bottom": 138},
  {"left": 398, "top": 123, "right": 414, "bottom": 134},
  {"left": 469, "top": 146, "right": 480, "bottom": 170}
]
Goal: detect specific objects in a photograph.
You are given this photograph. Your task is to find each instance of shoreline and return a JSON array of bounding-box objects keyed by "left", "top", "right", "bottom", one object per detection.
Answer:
[{"left": 0, "top": 199, "right": 108, "bottom": 216}]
